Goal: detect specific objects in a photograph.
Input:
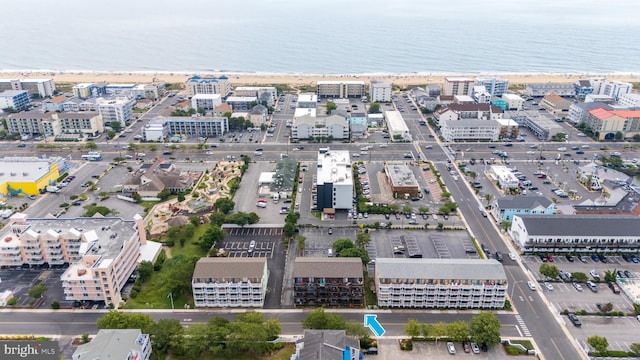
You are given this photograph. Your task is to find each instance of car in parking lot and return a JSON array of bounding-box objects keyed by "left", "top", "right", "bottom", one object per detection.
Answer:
[
  {"left": 565, "top": 255, "right": 574, "bottom": 262},
  {"left": 573, "top": 282, "right": 583, "bottom": 291},
  {"left": 577, "top": 254, "right": 588, "bottom": 263},
  {"left": 470, "top": 343, "right": 480, "bottom": 354},
  {"left": 567, "top": 313, "right": 582, "bottom": 327},
  {"left": 589, "top": 269, "right": 601, "bottom": 280},
  {"left": 447, "top": 342, "right": 456, "bottom": 354},
  {"left": 544, "top": 282, "right": 554, "bottom": 291},
  {"left": 248, "top": 240, "right": 256, "bottom": 254}
]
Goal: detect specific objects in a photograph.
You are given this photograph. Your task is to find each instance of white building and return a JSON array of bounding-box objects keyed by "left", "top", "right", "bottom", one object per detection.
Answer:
[
  {"left": 131, "top": 84, "right": 161, "bottom": 100},
  {"left": 509, "top": 215, "right": 640, "bottom": 254},
  {"left": 369, "top": 80, "right": 392, "bottom": 102},
  {"left": 191, "top": 94, "right": 222, "bottom": 110},
  {"left": 384, "top": 110, "right": 411, "bottom": 142},
  {"left": 602, "top": 81, "right": 632, "bottom": 100},
  {"left": 142, "top": 120, "right": 167, "bottom": 142},
  {"left": 234, "top": 86, "right": 277, "bottom": 106},
  {"left": 72, "top": 329, "right": 152, "bottom": 360},
  {"left": 618, "top": 93, "right": 640, "bottom": 108},
  {"left": 0, "top": 78, "right": 56, "bottom": 98},
  {"left": 292, "top": 114, "right": 349, "bottom": 141},
  {"left": 7, "top": 111, "right": 104, "bottom": 138},
  {"left": 443, "top": 77, "right": 474, "bottom": 96},
  {"left": 144, "top": 116, "right": 229, "bottom": 140},
  {"left": 488, "top": 165, "right": 520, "bottom": 190},
  {"left": 185, "top": 75, "right": 231, "bottom": 97},
  {"left": 72, "top": 83, "right": 105, "bottom": 98},
  {"left": 0, "top": 90, "right": 30, "bottom": 111},
  {"left": 585, "top": 94, "right": 616, "bottom": 103},
  {"left": 297, "top": 93, "right": 318, "bottom": 108},
  {"left": 471, "top": 86, "right": 491, "bottom": 104},
  {"left": 502, "top": 94, "right": 524, "bottom": 110},
  {"left": 317, "top": 81, "right": 365, "bottom": 98},
  {"left": 524, "top": 83, "right": 574, "bottom": 97},
  {"left": 375, "top": 258, "right": 507, "bottom": 309},
  {"left": 441, "top": 119, "right": 500, "bottom": 142},
  {"left": 225, "top": 96, "right": 256, "bottom": 111},
  {"left": 475, "top": 77, "right": 509, "bottom": 97},
  {"left": 97, "top": 97, "right": 136, "bottom": 126},
  {"left": 316, "top": 148, "right": 353, "bottom": 211},
  {"left": 192, "top": 258, "right": 268, "bottom": 308}
]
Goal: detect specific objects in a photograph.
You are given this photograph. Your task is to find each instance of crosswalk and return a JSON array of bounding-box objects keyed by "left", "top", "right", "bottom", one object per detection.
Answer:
[{"left": 514, "top": 314, "right": 531, "bottom": 337}]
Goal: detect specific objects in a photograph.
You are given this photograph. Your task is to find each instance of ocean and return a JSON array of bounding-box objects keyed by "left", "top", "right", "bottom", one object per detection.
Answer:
[{"left": 1, "top": 0, "right": 640, "bottom": 75}]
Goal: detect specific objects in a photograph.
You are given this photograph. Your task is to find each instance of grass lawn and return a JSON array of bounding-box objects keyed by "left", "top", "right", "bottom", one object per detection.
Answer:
[
  {"left": 364, "top": 273, "right": 377, "bottom": 307},
  {"left": 509, "top": 339, "right": 534, "bottom": 350},
  {"left": 166, "top": 344, "right": 295, "bottom": 360},
  {"left": 168, "top": 224, "right": 210, "bottom": 258}
]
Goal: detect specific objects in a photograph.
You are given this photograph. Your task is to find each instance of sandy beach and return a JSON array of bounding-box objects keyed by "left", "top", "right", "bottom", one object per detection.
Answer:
[{"left": 1, "top": 71, "right": 638, "bottom": 88}]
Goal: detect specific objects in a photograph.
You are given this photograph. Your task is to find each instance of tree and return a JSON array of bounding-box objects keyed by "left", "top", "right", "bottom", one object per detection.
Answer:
[
  {"left": 333, "top": 238, "right": 355, "bottom": 253},
  {"left": 614, "top": 131, "right": 624, "bottom": 141},
  {"left": 177, "top": 192, "right": 186, "bottom": 202},
  {"left": 152, "top": 319, "right": 183, "bottom": 356},
  {"left": 418, "top": 206, "right": 429, "bottom": 214},
  {"left": 599, "top": 302, "right": 613, "bottom": 314},
  {"left": 402, "top": 205, "right": 412, "bottom": 214},
  {"left": 629, "top": 343, "right": 640, "bottom": 356},
  {"left": 303, "top": 308, "right": 346, "bottom": 330},
  {"left": 162, "top": 255, "right": 199, "bottom": 297},
  {"left": 587, "top": 335, "right": 609, "bottom": 354},
  {"left": 633, "top": 134, "right": 640, "bottom": 142},
  {"left": 28, "top": 284, "right": 47, "bottom": 299},
  {"left": 209, "top": 211, "right": 226, "bottom": 226},
  {"left": 137, "top": 261, "right": 154, "bottom": 283},
  {"left": 484, "top": 193, "right": 493, "bottom": 206},
  {"left": 603, "top": 269, "right": 617, "bottom": 283},
  {"left": 500, "top": 221, "right": 512, "bottom": 232},
  {"left": 170, "top": 324, "right": 208, "bottom": 358},
  {"left": 355, "top": 232, "right": 371, "bottom": 248},
  {"left": 469, "top": 312, "right": 501, "bottom": 346},
  {"left": 389, "top": 203, "right": 400, "bottom": 213},
  {"left": 339, "top": 247, "right": 370, "bottom": 264},
  {"left": 109, "top": 121, "right": 123, "bottom": 132},
  {"left": 539, "top": 263, "right": 560, "bottom": 280},
  {"left": 85, "top": 142, "right": 98, "bottom": 150},
  {"left": 572, "top": 271, "right": 588, "bottom": 283},
  {"left": 214, "top": 197, "right": 235, "bottom": 214},
  {"left": 368, "top": 102, "right": 381, "bottom": 114},
  {"left": 404, "top": 319, "right": 422, "bottom": 337},
  {"left": 439, "top": 201, "right": 458, "bottom": 215},
  {"left": 97, "top": 311, "right": 156, "bottom": 334},
  {"left": 283, "top": 222, "right": 296, "bottom": 237},
  {"left": 326, "top": 101, "right": 337, "bottom": 114},
  {"left": 446, "top": 320, "right": 470, "bottom": 342},
  {"left": 198, "top": 225, "right": 225, "bottom": 250},
  {"left": 345, "top": 321, "right": 370, "bottom": 338}
]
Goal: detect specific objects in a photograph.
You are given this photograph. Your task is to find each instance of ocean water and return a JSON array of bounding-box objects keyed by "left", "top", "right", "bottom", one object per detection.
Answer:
[{"left": 1, "top": 0, "right": 639, "bottom": 75}]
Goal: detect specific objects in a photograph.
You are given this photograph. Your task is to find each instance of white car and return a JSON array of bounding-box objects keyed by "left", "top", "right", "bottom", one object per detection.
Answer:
[
  {"left": 544, "top": 282, "right": 554, "bottom": 291},
  {"left": 527, "top": 281, "right": 537, "bottom": 291},
  {"left": 573, "top": 282, "right": 583, "bottom": 291}
]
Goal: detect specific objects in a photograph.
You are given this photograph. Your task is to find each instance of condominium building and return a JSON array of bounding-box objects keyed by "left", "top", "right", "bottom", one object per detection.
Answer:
[
  {"left": 384, "top": 162, "right": 420, "bottom": 196},
  {"left": 191, "top": 93, "right": 222, "bottom": 111},
  {"left": 292, "top": 114, "right": 349, "bottom": 141},
  {"left": 508, "top": 111, "right": 563, "bottom": 140},
  {"left": 601, "top": 81, "right": 632, "bottom": 100},
  {"left": 185, "top": 75, "right": 231, "bottom": 97},
  {"left": 510, "top": 215, "right": 640, "bottom": 254},
  {"left": 488, "top": 165, "right": 520, "bottom": 190},
  {"left": 72, "top": 329, "right": 151, "bottom": 360},
  {"left": 384, "top": 110, "right": 411, "bottom": 141},
  {"left": 471, "top": 86, "right": 491, "bottom": 104},
  {"left": 225, "top": 96, "right": 256, "bottom": 111},
  {"left": 0, "top": 78, "right": 56, "bottom": 98},
  {"left": 433, "top": 103, "right": 503, "bottom": 125},
  {"left": 475, "top": 77, "right": 509, "bottom": 97},
  {"left": 297, "top": 93, "right": 318, "bottom": 108},
  {"left": 234, "top": 86, "right": 277, "bottom": 106},
  {"left": 97, "top": 97, "right": 136, "bottom": 126},
  {"left": 540, "top": 94, "right": 572, "bottom": 114},
  {"left": 618, "top": 93, "right": 640, "bottom": 108},
  {"left": 0, "top": 156, "right": 64, "bottom": 196},
  {"left": 501, "top": 94, "right": 524, "bottom": 110},
  {"left": 440, "top": 119, "right": 500, "bottom": 142},
  {"left": 567, "top": 102, "right": 612, "bottom": 124},
  {"left": 315, "top": 148, "right": 353, "bottom": 211},
  {"left": 192, "top": 258, "right": 268, "bottom": 308},
  {"left": 72, "top": 83, "right": 106, "bottom": 99},
  {"left": 0, "top": 90, "right": 30, "bottom": 111},
  {"left": 574, "top": 80, "right": 594, "bottom": 99},
  {"left": 7, "top": 111, "right": 104, "bottom": 139},
  {"left": 492, "top": 196, "right": 555, "bottom": 222},
  {"left": 0, "top": 213, "right": 153, "bottom": 307},
  {"left": 524, "top": 83, "right": 574, "bottom": 97},
  {"left": 585, "top": 94, "right": 616, "bottom": 104},
  {"left": 369, "top": 80, "right": 392, "bottom": 102},
  {"left": 293, "top": 258, "right": 363, "bottom": 307},
  {"left": 443, "top": 77, "right": 474, "bottom": 96},
  {"left": 104, "top": 84, "right": 136, "bottom": 96},
  {"left": 375, "top": 258, "right": 507, "bottom": 309},
  {"left": 144, "top": 116, "right": 229, "bottom": 140},
  {"left": 583, "top": 108, "right": 640, "bottom": 140},
  {"left": 317, "top": 81, "right": 365, "bottom": 98},
  {"left": 349, "top": 112, "right": 366, "bottom": 139}
]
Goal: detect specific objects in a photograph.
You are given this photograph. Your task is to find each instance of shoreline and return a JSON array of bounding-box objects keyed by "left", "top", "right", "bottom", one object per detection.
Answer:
[{"left": 1, "top": 70, "right": 639, "bottom": 88}]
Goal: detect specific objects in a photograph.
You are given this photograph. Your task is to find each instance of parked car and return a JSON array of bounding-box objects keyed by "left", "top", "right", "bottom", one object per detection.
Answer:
[
  {"left": 470, "top": 343, "right": 480, "bottom": 354},
  {"left": 463, "top": 342, "right": 471, "bottom": 353},
  {"left": 544, "top": 282, "right": 554, "bottom": 291},
  {"left": 573, "top": 282, "right": 583, "bottom": 291},
  {"left": 447, "top": 342, "right": 456, "bottom": 354},
  {"left": 567, "top": 313, "right": 582, "bottom": 327}
]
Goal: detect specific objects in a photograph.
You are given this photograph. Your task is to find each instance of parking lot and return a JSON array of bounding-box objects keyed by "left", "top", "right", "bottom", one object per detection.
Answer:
[
  {"left": 221, "top": 227, "right": 283, "bottom": 258},
  {"left": 301, "top": 227, "right": 359, "bottom": 257},
  {"left": 569, "top": 316, "right": 640, "bottom": 354},
  {"left": 233, "top": 161, "right": 290, "bottom": 225},
  {"left": 372, "top": 229, "right": 475, "bottom": 260},
  {"left": 374, "top": 338, "right": 516, "bottom": 360},
  {"left": 0, "top": 268, "right": 67, "bottom": 309}
]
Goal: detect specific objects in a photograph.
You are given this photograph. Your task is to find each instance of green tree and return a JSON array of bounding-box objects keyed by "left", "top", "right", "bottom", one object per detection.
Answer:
[
  {"left": 170, "top": 323, "right": 208, "bottom": 358},
  {"left": 446, "top": 320, "right": 470, "bottom": 342},
  {"left": 439, "top": 201, "right": 458, "bottom": 215},
  {"left": 303, "top": 308, "right": 346, "bottom": 330},
  {"left": 333, "top": 238, "right": 355, "bottom": 253},
  {"left": 209, "top": 211, "right": 226, "bottom": 226},
  {"left": 152, "top": 319, "right": 183, "bottom": 356},
  {"left": 404, "top": 319, "right": 422, "bottom": 337},
  {"left": 198, "top": 225, "right": 225, "bottom": 251},
  {"left": 162, "top": 255, "right": 199, "bottom": 297},
  {"left": 97, "top": 311, "right": 156, "bottom": 334},
  {"left": 633, "top": 134, "right": 640, "bottom": 142},
  {"left": 629, "top": 343, "right": 640, "bottom": 356},
  {"left": 339, "top": 247, "right": 370, "bottom": 264},
  {"left": 572, "top": 271, "right": 588, "bottom": 283},
  {"left": 157, "top": 188, "right": 172, "bottom": 201},
  {"left": 326, "top": 101, "right": 337, "bottom": 114},
  {"left": 469, "top": 312, "right": 501, "bottom": 346},
  {"left": 426, "top": 322, "right": 448, "bottom": 338},
  {"left": 603, "top": 269, "right": 617, "bottom": 283},
  {"left": 368, "top": 102, "right": 381, "bottom": 114},
  {"left": 85, "top": 142, "right": 98, "bottom": 150},
  {"left": 214, "top": 197, "right": 235, "bottom": 214},
  {"left": 283, "top": 222, "right": 296, "bottom": 237},
  {"left": 539, "top": 263, "right": 560, "bottom": 280},
  {"left": 418, "top": 206, "right": 429, "bottom": 214},
  {"left": 28, "top": 284, "right": 47, "bottom": 299},
  {"left": 484, "top": 193, "right": 493, "bottom": 206},
  {"left": 109, "top": 121, "right": 122, "bottom": 132},
  {"left": 355, "top": 232, "right": 371, "bottom": 248},
  {"left": 587, "top": 335, "right": 609, "bottom": 354},
  {"left": 614, "top": 131, "right": 624, "bottom": 141},
  {"left": 177, "top": 192, "right": 186, "bottom": 202},
  {"left": 137, "top": 261, "right": 154, "bottom": 283},
  {"left": 389, "top": 203, "right": 400, "bottom": 213},
  {"left": 402, "top": 205, "right": 413, "bottom": 214},
  {"left": 345, "top": 321, "right": 370, "bottom": 338},
  {"left": 500, "top": 221, "right": 512, "bottom": 232}
]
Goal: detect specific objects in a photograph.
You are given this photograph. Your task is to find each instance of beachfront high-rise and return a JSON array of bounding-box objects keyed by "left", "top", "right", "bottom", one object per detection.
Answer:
[
  {"left": 0, "top": 78, "right": 56, "bottom": 98},
  {"left": 185, "top": 75, "right": 231, "bottom": 98},
  {"left": 0, "top": 90, "right": 30, "bottom": 111},
  {"left": 443, "top": 77, "right": 474, "bottom": 96},
  {"left": 475, "top": 77, "right": 509, "bottom": 97},
  {"left": 369, "top": 79, "right": 392, "bottom": 102},
  {"left": 316, "top": 81, "right": 365, "bottom": 99}
]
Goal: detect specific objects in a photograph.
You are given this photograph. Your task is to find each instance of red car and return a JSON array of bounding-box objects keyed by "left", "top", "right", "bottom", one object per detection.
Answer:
[{"left": 547, "top": 255, "right": 554, "bottom": 262}]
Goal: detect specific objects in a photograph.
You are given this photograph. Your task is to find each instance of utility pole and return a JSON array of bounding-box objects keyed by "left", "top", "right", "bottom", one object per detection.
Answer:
[{"left": 167, "top": 292, "right": 174, "bottom": 310}]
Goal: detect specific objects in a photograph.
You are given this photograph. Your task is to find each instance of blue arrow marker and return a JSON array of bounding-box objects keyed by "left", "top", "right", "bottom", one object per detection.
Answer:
[{"left": 363, "top": 314, "right": 386, "bottom": 337}]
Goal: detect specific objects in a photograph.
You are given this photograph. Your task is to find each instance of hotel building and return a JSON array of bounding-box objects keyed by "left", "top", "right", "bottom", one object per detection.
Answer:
[
  {"left": 317, "top": 81, "right": 365, "bottom": 99},
  {"left": 315, "top": 148, "right": 353, "bottom": 211},
  {"left": 293, "top": 258, "right": 363, "bottom": 307}
]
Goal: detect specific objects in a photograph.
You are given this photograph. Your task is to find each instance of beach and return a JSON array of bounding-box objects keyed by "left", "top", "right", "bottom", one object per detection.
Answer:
[{"left": 1, "top": 71, "right": 638, "bottom": 88}]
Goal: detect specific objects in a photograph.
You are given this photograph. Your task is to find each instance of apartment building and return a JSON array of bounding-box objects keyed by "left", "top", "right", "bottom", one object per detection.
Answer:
[
  {"left": 292, "top": 114, "right": 349, "bottom": 141},
  {"left": 234, "top": 86, "right": 277, "bottom": 106},
  {"left": 384, "top": 110, "right": 411, "bottom": 141},
  {"left": 443, "top": 77, "right": 474, "bottom": 96},
  {"left": 72, "top": 329, "right": 151, "bottom": 360},
  {"left": 567, "top": 102, "right": 612, "bottom": 124},
  {"left": 0, "top": 90, "right": 30, "bottom": 111},
  {"left": 0, "top": 78, "right": 56, "bottom": 98},
  {"left": 72, "top": 83, "right": 106, "bottom": 99},
  {"left": 0, "top": 213, "right": 151, "bottom": 307},
  {"left": 294, "top": 330, "right": 360, "bottom": 360},
  {"left": 618, "top": 93, "right": 640, "bottom": 108},
  {"left": 145, "top": 116, "right": 229, "bottom": 140},
  {"left": 225, "top": 96, "right": 257, "bottom": 111},
  {"left": 471, "top": 86, "right": 491, "bottom": 104},
  {"left": 349, "top": 112, "right": 367, "bottom": 139},
  {"left": 191, "top": 94, "right": 222, "bottom": 111},
  {"left": 584, "top": 108, "right": 640, "bottom": 140},
  {"left": 585, "top": 94, "right": 616, "bottom": 104},
  {"left": 493, "top": 196, "right": 555, "bottom": 222},
  {"left": 502, "top": 94, "right": 524, "bottom": 110},
  {"left": 508, "top": 111, "right": 563, "bottom": 140},
  {"left": 574, "top": 80, "right": 594, "bottom": 99},
  {"left": 317, "top": 81, "right": 365, "bottom": 99},
  {"left": 475, "top": 77, "right": 509, "bottom": 97},
  {"left": 315, "top": 149, "right": 353, "bottom": 211},
  {"left": 540, "top": 94, "right": 572, "bottom": 114},
  {"left": 440, "top": 119, "right": 500, "bottom": 142},
  {"left": 510, "top": 214, "right": 640, "bottom": 254},
  {"left": 192, "top": 258, "right": 268, "bottom": 308},
  {"left": 297, "top": 93, "right": 318, "bottom": 108},
  {"left": 104, "top": 84, "right": 136, "bottom": 96},
  {"left": 7, "top": 110, "right": 104, "bottom": 138},
  {"left": 369, "top": 79, "right": 392, "bottom": 102},
  {"left": 524, "top": 83, "right": 574, "bottom": 97},
  {"left": 602, "top": 80, "right": 632, "bottom": 100},
  {"left": 185, "top": 75, "right": 231, "bottom": 97},
  {"left": 97, "top": 97, "right": 136, "bottom": 126},
  {"left": 433, "top": 103, "right": 503, "bottom": 125},
  {"left": 375, "top": 258, "right": 507, "bottom": 309},
  {"left": 293, "top": 258, "right": 363, "bottom": 307},
  {"left": 249, "top": 104, "right": 268, "bottom": 126}
]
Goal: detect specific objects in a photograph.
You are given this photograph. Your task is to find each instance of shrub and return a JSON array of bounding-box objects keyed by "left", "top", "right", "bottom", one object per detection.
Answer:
[
  {"left": 7, "top": 298, "right": 17, "bottom": 306},
  {"left": 399, "top": 339, "right": 413, "bottom": 351},
  {"left": 505, "top": 345, "right": 524, "bottom": 355},
  {"left": 129, "top": 289, "right": 139, "bottom": 298},
  {"left": 51, "top": 301, "right": 60, "bottom": 310}
]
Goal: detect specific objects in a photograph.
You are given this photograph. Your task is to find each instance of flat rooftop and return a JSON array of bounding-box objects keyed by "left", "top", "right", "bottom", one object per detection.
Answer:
[
  {"left": 293, "top": 258, "right": 362, "bottom": 278},
  {"left": 515, "top": 215, "right": 640, "bottom": 237},
  {"left": 376, "top": 258, "right": 507, "bottom": 281},
  {"left": 316, "top": 150, "right": 352, "bottom": 186},
  {"left": 385, "top": 162, "right": 418, "bottom": 188},
  {"left": 0, "top": 156, "right": 61, "bottom": 184}
]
